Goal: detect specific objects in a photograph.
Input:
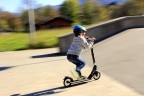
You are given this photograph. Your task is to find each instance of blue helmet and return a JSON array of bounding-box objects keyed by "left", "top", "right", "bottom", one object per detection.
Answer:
[{"left": 73, "top": 25, "right": 87, "bottom": 32}]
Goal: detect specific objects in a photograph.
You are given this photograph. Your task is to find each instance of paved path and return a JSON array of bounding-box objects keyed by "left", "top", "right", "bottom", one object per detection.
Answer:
[
  {"left": 81, "top": 28, "right": 144, "bottom": 95},
  {"left": 0, "top": 28, "right": 144, "bottom": 96}
]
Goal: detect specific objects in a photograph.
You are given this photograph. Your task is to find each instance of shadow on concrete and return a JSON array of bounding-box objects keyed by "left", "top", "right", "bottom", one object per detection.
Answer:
[
  {"left": 11, "top": 86, "right": 65, "bottom": 96},
  {"left": 0, "top": 52, "right": 66, "bottom": 72},
  {"left": 11, "top": 83, "right": 86, "bottom": 96},
  {"left": 0, "top": 66, "right": 14, "bottom": 71},
  {"left": 15, "top": 58, "right": 66, "bottom": 68},
  {"left": 0, "top": 58, "right": 66, "bottom": 72},
  {"left": 31, "top": 52, "right": 66, "bottom": 58}
]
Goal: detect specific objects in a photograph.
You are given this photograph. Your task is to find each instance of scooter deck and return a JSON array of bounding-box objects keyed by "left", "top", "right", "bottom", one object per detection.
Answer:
[{"left": 70, "top": 78, "right": 95, "bottom": 85}]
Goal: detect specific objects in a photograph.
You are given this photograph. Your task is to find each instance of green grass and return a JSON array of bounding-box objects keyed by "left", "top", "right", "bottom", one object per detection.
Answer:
[
  {"left": 0, "top": 33, "right": 29, "bottom": 51},
  {"left": 0, "top": 27, "right": 73, "bottom": 51}
]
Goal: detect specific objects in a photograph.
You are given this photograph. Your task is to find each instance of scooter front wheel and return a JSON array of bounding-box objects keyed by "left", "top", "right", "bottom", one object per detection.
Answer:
[
  {"left": 63, "top": 77, "right": 73, "bottom": 87},
  {"left": 93, "top": 71, "right": 101, "bottom": 80}
]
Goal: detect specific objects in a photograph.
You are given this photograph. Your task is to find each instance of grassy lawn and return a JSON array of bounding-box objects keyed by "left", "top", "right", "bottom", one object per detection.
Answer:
[{"left": 0, "top": 27, "right": 73, "bottom": 51}]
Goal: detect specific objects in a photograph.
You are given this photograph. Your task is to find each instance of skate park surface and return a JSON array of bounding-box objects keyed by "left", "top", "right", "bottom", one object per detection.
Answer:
[{"left": 0, "top": 28, "right": 144, "bottom": 96}]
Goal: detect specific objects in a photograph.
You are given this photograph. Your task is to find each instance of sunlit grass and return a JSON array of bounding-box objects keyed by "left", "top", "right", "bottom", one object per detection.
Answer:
[
  {"left": 0, "top": 27, "right": 73, "bottom": 51},
  {"left": 0, "top": 33, "right": 29, "bottom": 51},
  {"left": 35, "top": 27, "right": 73, "bottom": 47}
]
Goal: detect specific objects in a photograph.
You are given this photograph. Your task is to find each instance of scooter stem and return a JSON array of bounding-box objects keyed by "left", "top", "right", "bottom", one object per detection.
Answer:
[{"left": 91, "top": 47, "right": 96, "bottom": 65}]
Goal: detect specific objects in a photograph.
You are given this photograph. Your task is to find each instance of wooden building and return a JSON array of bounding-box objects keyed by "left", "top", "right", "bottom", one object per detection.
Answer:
[{"left": 25, "top": 17, "right": 73, "bottom": 30}]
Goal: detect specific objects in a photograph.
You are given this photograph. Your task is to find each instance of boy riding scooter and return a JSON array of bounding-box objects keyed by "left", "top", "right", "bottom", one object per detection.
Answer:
[{"left": 67, "top": 25, "right": 96, "bottom": 80}]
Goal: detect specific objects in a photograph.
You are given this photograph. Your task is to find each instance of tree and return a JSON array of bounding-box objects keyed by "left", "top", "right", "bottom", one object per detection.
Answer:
[
  {"left": 0, "top": 9, "right": 8, "bottom": 31},
  {"left": 80, "top": 1, "right": 109, "bottom": 24},
  {"left": 81, "top": 1, "right": 99, "bottom": 24},
  {"left": 107, "top": 4, "right": 123, "bottom": 18},
  {"left": 110, "top": 0, "right": 144, "bottom": 18},
  {"left": 0, "top": 11, "right": 23, "bottom": 32},
  {"left": 0, "top": 19, "right": 10, "bottom": 31},
  {"left": 35, "top": 6, "right": 59, "bottom": 20},
  {"left": 98, "top": 6, "right": 110, "bottom": 21},
  {"left": 60, "top": 0, "right": 80, "bottom": 24},
  {"left": 13, "top": 17, "right": 24, "bottom": 31},
  {"left": 21, "top": 10, "right": 29, "bottom": 24},
  {"left": 125, "top": 0, "right": 144, "bottom": 16}
]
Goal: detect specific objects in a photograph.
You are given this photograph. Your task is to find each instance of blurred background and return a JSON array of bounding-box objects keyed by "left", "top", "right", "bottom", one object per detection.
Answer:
[{"left": 0, "top": 0, "right": 144, "bottom": 51}]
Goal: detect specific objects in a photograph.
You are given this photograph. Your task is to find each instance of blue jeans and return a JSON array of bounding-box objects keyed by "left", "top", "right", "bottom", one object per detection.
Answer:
[{"left": 67, "top": 54, "right": 85, "bottom": 76}]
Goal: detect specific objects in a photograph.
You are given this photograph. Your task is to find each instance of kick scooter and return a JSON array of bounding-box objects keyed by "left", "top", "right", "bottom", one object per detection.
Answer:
[{"left": 63, "top": 46, "right": 101, "bottom": 87}]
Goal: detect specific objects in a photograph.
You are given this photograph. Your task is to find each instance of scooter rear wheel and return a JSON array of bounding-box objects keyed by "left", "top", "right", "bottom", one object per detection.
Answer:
[
  {"left": 93, "top": 71, "right": 101, "bottom": 80},
  {"left": 63, "top": 77, "right": 73, "bottom": 87}
]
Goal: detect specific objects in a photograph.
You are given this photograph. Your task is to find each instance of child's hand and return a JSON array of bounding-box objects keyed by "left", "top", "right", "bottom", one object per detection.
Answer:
[
  {"left": 85, "top": 36, "right": 96, "bottom": 42},
  {"left": 91, "top": 37, "right": 96, "bottom": 41},
  {"left": 84, "top": 35, "right": 89, "bottom": 39}
]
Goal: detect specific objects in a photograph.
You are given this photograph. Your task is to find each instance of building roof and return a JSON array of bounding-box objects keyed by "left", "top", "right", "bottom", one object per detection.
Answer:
[{"left": 36, "top": 17, "right": 73, "bottom": 25}]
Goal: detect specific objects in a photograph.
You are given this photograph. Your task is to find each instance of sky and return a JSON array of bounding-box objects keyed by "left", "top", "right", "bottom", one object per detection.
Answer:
[
  {"left": 0, "top": 0, "right": 65, "bottom": 13},
  {"left": 0, "top": 0, "right": 126, "bottom": 13}
]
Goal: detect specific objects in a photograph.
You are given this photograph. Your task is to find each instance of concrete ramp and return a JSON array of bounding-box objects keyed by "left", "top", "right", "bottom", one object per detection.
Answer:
[
  {"left": 0, "top": 28, "right": 144, "bottom": 96},
  {"left": 81, "top": 28, "right": 144, "bottom": 95}
]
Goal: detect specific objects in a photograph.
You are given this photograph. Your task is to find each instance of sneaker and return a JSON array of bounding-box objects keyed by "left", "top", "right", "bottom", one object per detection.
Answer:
[
  {"left": 78, "top": 76, "right": 87, "bottom": 80},
  {"left": 70, "top": 70, "right": 80, "bottom": 79},
  {"left": 81, "top": 76, "right": 87, "bottom": 79}
]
